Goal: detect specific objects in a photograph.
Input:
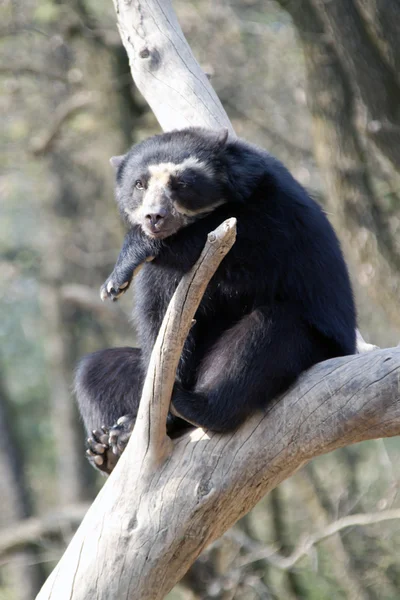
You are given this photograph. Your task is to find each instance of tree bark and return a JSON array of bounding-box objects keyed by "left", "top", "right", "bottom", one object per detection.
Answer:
[
  {"left": 353, "top": 0, "right": 400, "bottom": 75},
  {"left": 278, "top": 0, "right": 400, "bottom": 329},
  {"left": 39, "top": 35, "right": 89, "bottom": 505},
  {"left": 37, "top": 332, "right": 400, "bottom": 599},
  {"left": 36, "top": 1, "right": 400, "bottom": 598},
  {"left": 311, "top": 0, "right": 400, "bottom": 169},
  {"left": 0, "top": 369, "right": 45, "bottom": 599},
  {"left": 112, "top": 0, "right": 235, "bottom": 135}
]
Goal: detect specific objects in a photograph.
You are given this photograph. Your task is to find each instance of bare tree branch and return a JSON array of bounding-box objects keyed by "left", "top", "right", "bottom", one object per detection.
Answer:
[
  {"left": 111, "top": 0, "right": 235, "bottom": 134},
  {"left": 60, "top": 284, "right": 124, "bottom": 317},
  {"left": 0, "top": 505, "right": 89, "bottom": 559},
  {"left": 30, "top": 91, "right": 98, "bottom": 156},
  {"left": 37, "top": 339, "right": 400, "bottom": 599},
  {"left": 37, "top": 219, "right": 238, "bottom": 599},
  {"left": 0, "top": 66, "right": 68, "bottom": 82},
  {"left": 134, "top": 218, "right": 237, "bottom": 461},
  {"left": 234, "top": 509, "right": 400, "bottom": 570}
]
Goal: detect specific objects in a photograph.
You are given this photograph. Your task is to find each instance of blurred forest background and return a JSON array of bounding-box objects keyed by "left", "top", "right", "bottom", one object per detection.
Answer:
[{"left": 1, "top": 0, "right": 400, "bottom": 598}]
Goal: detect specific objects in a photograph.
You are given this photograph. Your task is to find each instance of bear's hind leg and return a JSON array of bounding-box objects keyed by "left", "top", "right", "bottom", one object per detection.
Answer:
[
  {"left": 172, "top": 305, "right": 334, "bottom": 432},
  {"left": 75, "top": 347, "right": 144, "bottom": 473}
]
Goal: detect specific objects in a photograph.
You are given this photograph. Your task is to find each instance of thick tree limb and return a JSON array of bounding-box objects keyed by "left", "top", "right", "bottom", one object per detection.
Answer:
[
  {"left": 132, "top": 218, "right": 237, "bottom": 462},
  {"left": 37, "top": 337, "right": 400, "bottom": 598},
  {"left": 111, "top": 0, "right": 235, "bottom": 134}
]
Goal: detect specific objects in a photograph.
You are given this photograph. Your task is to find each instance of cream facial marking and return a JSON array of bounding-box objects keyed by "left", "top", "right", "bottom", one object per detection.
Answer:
[
  {"left": 148, "top": 164, "right": 173, "bottom": 186},
  {"left": 148, "top": 157, "right": 214, "bottom": 185},
  {"left": 146, "top": 159, "right": 217, "bottom": 217},
  {"left": 127, "top": 159, "right": 222, "bottom": 231},
  {"left": 146, "top": 164, "right": 175, "bottom": 202}
]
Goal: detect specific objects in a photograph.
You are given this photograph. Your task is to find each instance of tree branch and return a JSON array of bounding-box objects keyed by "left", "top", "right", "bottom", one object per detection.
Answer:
[
  {"left": 0, "top": 65, "right": 68, "bottom": 82},
  {"left": 30, "top": 91, "right": 98, "bottom": 156},
  {"left": 134, "top": 218, "right": 237, "bottom": 462},
  {"left": 274, "top": 508, "right": 400, "bottom": 570},
  {"left": 37, "top": 341, "right": 400, "bottom": 598},
  {"left": 60, "top": 284, "right": 124, "bottom": 317},
  {"left": 0, "top": 504, "right": 90, "bottom": 559},
  {"left": 36, "top": 218, "right": 237, "bottom": 599},
  {"left": 229, "top": 508, "right": 400, "bottom": 570},
  {"left": 111, "top": 0, "right": 235, "bottom": 134}
]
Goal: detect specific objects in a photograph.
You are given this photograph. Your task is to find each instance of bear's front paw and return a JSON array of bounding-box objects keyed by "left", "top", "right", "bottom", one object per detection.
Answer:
[{"left": 100, "top": 275, "right": 131, "bottom": 302}]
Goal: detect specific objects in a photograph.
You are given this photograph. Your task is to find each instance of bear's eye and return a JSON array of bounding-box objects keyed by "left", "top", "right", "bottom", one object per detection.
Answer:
[
  {"left": 173, "top": 179, "right": 188, "bottom": 189},
  {"left": 135, "top": 180, "right": 144, "bottom": 190}
]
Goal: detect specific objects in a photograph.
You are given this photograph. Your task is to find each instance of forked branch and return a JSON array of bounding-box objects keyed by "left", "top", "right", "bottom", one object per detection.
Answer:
[{"left": 36, "top": 219, "right": 237, "bottom": 599}]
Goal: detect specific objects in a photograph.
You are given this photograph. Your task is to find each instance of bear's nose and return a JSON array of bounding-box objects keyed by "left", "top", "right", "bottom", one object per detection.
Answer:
[{"left": 145, "top": 208, "right": 167, "bottom": 227}]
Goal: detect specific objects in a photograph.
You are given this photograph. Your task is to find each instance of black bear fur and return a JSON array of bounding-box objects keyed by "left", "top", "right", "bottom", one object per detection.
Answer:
[{"left": 75, "top": 128, "right": 356, "bottom": 469}]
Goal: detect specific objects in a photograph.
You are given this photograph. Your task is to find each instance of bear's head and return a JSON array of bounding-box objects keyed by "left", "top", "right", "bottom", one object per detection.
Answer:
[{"left": 110, "top": 128, "right": 231, "bottom": 239}]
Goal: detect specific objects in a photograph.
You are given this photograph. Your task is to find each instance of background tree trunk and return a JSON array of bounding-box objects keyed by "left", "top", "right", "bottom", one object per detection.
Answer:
[
  {"left": 0, "top": 368, "right": 44, "bottom": 600},
  {"left": 277, "top": 0, "right": 400, "bottom": 328}
]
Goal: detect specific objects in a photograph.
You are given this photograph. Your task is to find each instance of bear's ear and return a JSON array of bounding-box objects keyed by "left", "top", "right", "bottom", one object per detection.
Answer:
[
  {"left": 216, "top": 127, "right": 229, "bottom": 148},
  {"left": 109, "top": 155, "right": 126, "bottom": 170},
  {"left": 199, "top": 127, "right": 229, "bottom": 150}
]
